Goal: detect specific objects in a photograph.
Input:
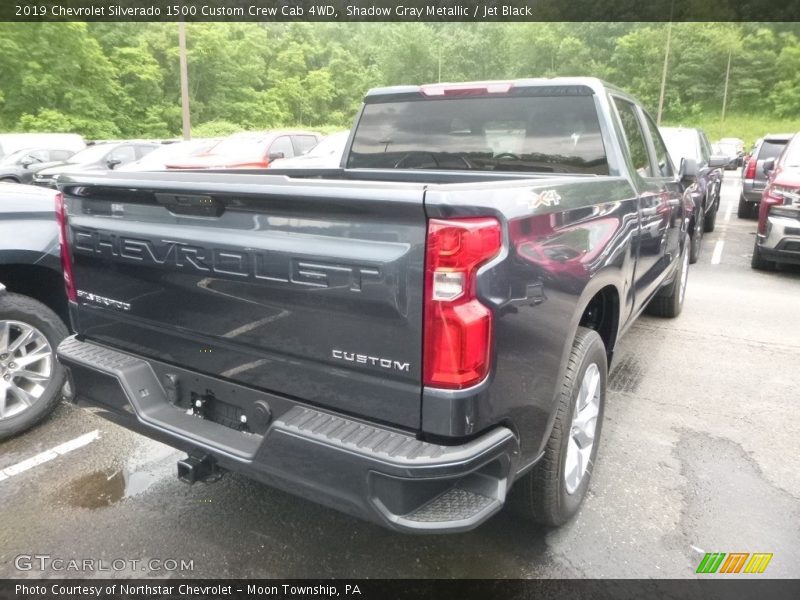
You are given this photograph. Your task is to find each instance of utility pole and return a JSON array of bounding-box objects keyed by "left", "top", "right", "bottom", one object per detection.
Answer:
[
  {"left": 178, "top": 21, "right": 191, "bottom": 140},
  {"left": 656, "top": 18, "right": 673, "bottom": 125},
  {"left": 720, "top": 47, "right": 732, "bottom": 137}
]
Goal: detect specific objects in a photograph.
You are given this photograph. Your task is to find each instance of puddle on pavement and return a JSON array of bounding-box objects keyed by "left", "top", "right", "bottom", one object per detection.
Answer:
[{"left": 60, "top": 441, "right": 180, "bottom": 509}]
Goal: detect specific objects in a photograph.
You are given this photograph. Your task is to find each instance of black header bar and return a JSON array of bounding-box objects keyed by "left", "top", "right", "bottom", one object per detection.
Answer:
[{"left": 3, "top": 0, "right": 800, "bottom": 22}]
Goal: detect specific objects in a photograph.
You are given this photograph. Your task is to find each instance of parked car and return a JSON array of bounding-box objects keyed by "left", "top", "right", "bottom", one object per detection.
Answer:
[
  {"left": 660, "top": 126, "right": 726, "bottom": 262},
  {"left": 0, "top": 183, "right": 69, "bottom": 440},
  {"left": 0, "top": 133, "right": 85, "bottom": 159},
  {"left": 56, "top": 77, "right": 691, "bottom": 532},
  {"left": 166, "top": 131, "right": 322, "bottom": 169},
  {"left": 269, "top": 131, "right": 350, "bottom": 169},
  {"left": 32, "top": 141, "right": 159, "bottom": 188},
  {"left": 720, "top": 137, "right": 745, "bottom": 166},
  {"left": 739, "top": 133, "right": 793, "bottom": 218},
  {"left": 117, "top": 139, "right": 219, "bottom": 172},
  {"left": 751, "top": 132, "right": 800, "bottom": 270},
  {"left": 0, "top": 148, "right": 78, "bottom": 184},
  {"left": 713, "top": 140, "right": 742, "bottom": 170}
]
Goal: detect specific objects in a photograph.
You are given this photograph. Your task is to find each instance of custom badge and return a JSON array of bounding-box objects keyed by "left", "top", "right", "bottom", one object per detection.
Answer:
[{"left": 529, "top": 189, "right": 562, "bottom": 210}]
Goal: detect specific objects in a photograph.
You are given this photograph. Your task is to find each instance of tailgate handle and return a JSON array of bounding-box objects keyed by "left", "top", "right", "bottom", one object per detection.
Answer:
[{"left": 155, "top": 193, "right": 224, "bottom": 217}]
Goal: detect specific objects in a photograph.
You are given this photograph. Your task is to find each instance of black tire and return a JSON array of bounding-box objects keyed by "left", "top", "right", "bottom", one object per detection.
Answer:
[
  {"left": 0, "top": 292, "right": 69, "bottom": 441},
  {"left": 509, "top": 327, "right": 607, "bottom": 527},
  {"left": 689, "top": 211, "right": 703, "bottom": 264},
  {"left": 703, "top": 196, "right": 717, "bottom": 233},
  {"left": 737, "top": 197, "right": 752, "bottom": 219},
  {"left": 646, "top": 236, "right": 689, "bottom": 318},
  {"left": 751, "top": 240, "right": 777, "bottom": 271}
]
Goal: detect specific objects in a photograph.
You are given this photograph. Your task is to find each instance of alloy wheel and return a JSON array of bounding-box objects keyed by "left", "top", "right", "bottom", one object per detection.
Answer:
[
  {"left": 0, "top": 320, "right": 55, "bottom": 421},
  {"left": 564, "top": 363, "right": 601, "bottom": 494}
]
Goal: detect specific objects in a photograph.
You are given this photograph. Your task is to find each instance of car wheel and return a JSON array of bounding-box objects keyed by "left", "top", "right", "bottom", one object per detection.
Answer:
[
  {"left": 703, "top": 197, "right": 717, "bottom": 233},
  {"left": 689, "top": 212, "right": 704, "bottom": 264},
  {"left": 738, "top": 197, "right": 752, "bottom": 219},
  {"left": 0, "top": 292, "right": 69, "bottom": 441},
  {"left": 508, "top": 326, "right": 606, "bottom": 526},
  {"left": 750, "top": 240, "right": 776, "bottom": 271},
  {"left": 0, "top": 177, "right": 19, "bottom": 184},
  {"left": 646, "top": 235, "right": 689, "bottom": 318}
]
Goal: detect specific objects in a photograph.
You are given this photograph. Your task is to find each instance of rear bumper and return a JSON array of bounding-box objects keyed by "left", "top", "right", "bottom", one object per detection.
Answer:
[
  {"left": 756, "top": 213, "right": 800, "bottom": 265},
  {"left": 57, "top": 335, "right": 519, "bottom": 533},
  {"left": 741, "top": 181, "right": 764, "bottom": 204}
]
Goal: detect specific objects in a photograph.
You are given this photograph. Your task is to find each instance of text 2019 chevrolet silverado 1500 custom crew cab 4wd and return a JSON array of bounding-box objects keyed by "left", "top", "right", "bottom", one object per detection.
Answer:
[{"left": 55, "top": 78, "right": 690, "bottom": 532}]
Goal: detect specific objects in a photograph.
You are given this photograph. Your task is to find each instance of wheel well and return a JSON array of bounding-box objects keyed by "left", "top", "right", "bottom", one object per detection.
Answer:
[
  {"left": 0, "top": 176, "right": 21, "bottom": 183},
  {"left": 0, "top": 264, "right": 69, "bottom": 326},
  {"left": 578, "top": 285, "right": 619, "bottom": 363}
]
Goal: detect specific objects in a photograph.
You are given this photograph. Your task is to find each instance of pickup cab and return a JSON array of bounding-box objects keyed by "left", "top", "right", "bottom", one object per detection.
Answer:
[{"left": 55, "top": 78, "right": 690, "bottom": 533}]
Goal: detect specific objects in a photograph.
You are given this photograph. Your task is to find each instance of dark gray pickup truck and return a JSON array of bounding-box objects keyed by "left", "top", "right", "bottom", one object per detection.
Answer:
[{"left": 55, "top": 78, "right": 690, "bottom": 533}]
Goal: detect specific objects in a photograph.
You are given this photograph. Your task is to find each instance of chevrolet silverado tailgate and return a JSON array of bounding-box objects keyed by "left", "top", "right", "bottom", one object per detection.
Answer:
[{"left": 59, "top": 171, "right": 426, "bottom": 429}]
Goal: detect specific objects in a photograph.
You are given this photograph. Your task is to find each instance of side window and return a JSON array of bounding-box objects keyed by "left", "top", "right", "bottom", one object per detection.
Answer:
[
  {"left": 108, "top": 145, "right": 137, "bottom": 165},
  {"left": 51, "top": 150, "right": 73, "bottom": 161},
  {"left": 699, "top": 133, "right": 712, "bottom": 163},
  {"left": 28, "top": 150, "right": 50, "bottom": 162},
  {"left": 641, "top": 113, "right": 674, "bottom": 177},
  {"left": 269, "top": 136, "right": 294, "bottom": 159},
  {"left": 613, "top": 98, "right": 652, "bottom": 178},
  {"left": 135, "top": 145, "right": 157, "bottom": 159},
  {"left": 293, "top": 135, "right": 318, "bottom": 155}
]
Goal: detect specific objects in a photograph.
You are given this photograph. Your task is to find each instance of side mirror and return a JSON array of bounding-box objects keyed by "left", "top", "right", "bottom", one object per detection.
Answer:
[
  {"left": 763, "top": 158, "right": 776, "bottom": 174},
  {"left": 19, "top": 159, "right": 33, "bottom": 169},
  {"left": 708, "top": 155, "right": 728, "bottom": 168},
  {"left": 680, "top": 157, "right": 698, "bottom": 182},
  {"left": 106, "top": 158, "right": 121, "bottom": 169},
  {"left": 268, "top": 152, "right": 285, "bottom": 161}
]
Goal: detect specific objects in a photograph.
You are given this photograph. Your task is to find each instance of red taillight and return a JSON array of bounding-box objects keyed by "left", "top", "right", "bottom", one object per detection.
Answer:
[
  {"left": 55, "top": 192, "right": 77, "bottom": 302},
  {"left": 423, "top": 217, "right": 502, "bottom": 389},
  {"left": 745, "top": 157, "right": 756, "bottom": 180},
  {"left": 759, "top": 186, "right": 785, "bottom": 235}
]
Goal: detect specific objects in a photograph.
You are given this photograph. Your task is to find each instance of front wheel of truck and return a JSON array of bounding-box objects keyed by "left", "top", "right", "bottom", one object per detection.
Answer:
[{"left": 509, "top": 327, "right": 607, "bottom": 526}]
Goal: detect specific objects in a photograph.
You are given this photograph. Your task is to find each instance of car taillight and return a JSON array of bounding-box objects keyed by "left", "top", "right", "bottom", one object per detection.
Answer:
[
  {"left": 745, "top": 157, "right": 756, "bottom": 180},
  {"left": 423, "top": 217, "right": 502, "bottom": 389},
  {"left": 55, "top": 192, "right": 77, "bottom": 302}
]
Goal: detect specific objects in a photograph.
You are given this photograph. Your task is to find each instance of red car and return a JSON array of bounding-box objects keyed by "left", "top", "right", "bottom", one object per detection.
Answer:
[
  {"left": 752, "top": 131, "right": 800, "bottom": 270},
  {"left": 167, "top": 131, "right": 321, "bottom": 169}
]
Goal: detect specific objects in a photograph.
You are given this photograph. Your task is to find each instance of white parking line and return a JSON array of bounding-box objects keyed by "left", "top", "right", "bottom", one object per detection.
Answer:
[
  {"left": 724, "top": 201, "right": 733, "bottom": 222},
  {"left": 711, "top": 241, "right": 725, "bottom": 265},
  {"left": 0, "top": 430, "right": 99, "bottom": 482}
]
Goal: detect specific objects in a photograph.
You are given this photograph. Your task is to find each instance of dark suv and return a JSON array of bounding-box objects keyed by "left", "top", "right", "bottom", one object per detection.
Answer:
[
  {"left": 751, "top": 132, "right": 800, "bottom": 270},
  {"left": 660, "top": 126, "right": 726, "bottom": 262},
  {"left": 740, "top": 134, "right": 792, "bottom": 218}
]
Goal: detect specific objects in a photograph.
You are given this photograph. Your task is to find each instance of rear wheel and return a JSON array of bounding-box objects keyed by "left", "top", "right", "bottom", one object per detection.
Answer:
[
  {"left": 0, "top": 293, "right": 68, "bottom": 441},
  {"left": 0, "top": 177, "right": 18, "bottom": 184},
  {"left": 738, "top": 197, "right": 752, "bottom": 219},
  {"left": 509, "top": 327, "right": 606, "bottom": 526},
  {"left": 646, "top": 236, "right": 689, "bottom": 318},
  {"left": 703, "top": 196, "right": 717, "bottom": 233},
  {"left": 689, "top": 210, "right": 704, "bottom": 264},
  {"left": 751, "top": 240, "right": 777, "bottom": 271}
]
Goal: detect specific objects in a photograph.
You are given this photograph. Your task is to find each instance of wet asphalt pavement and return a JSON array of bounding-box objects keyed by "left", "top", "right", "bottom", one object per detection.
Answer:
[{"left": 1, "top": 174, "right": 798, "bottom": 579}]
